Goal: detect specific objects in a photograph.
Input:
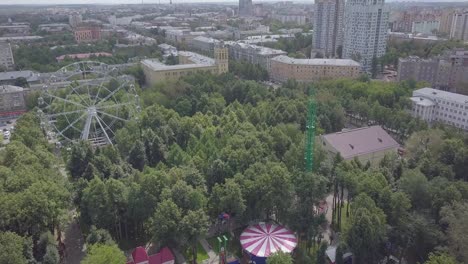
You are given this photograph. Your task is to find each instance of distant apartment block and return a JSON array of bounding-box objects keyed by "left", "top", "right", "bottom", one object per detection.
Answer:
[
  {"left": 411, "top": 87, "right": 468, "bottom": 130},
  {"left": 239, "top": 0, "right": 253, "bottom": 17},
  {"left": 0, "top": 23, "right": 30, "bottom": 37},
  {"left": 272, "top": 14, "right": 309, "bottom": 25},
  {"left": 398, "top": 50, "right": 468, "bottom": 94},
  {"left": 439, "top": 9, "right": 455, "bottom": 35},
  {"left": 411, "top": 20, "right": 440, "bottom": 35},
  {"left": 269, "top": 56, "right": 360, "bottom": 83},
  {"left": 74, "top": 26, "right": 101, "bottom": 43},
  {"left": 397, "top": 56, "right": 440, "bottom": 86},
  {"left": 0, "top": 85, "right": 26, "bottom": 119},
  {"left": 226, "top": 41, "right": 287, "bottom": 71},
  {"left": 190, "top": 36, "right": 221, "bottom": 55},
  {"left": 38, "top": 23, "right": 71, "bottom": 34},
  {"left": 166, "top": 30, "right": 205, "bottom": 47},
  {"left": 342, "top": 0, "right": 389, "bottom": 71},
  {"left": 0, "top": 42, "right": 14, "bottom": 70},
  {"left": 141, "top": 46, "right": 228, "bottom": 86},
  {"left": 450, "top": 12, "right": 468, "bottom": 41},
  {"left": 69, "top": 13, "right": 83, "bottom": 28},
  {"left": 313, "top": 0, "right": 344, "bottom": 58}
]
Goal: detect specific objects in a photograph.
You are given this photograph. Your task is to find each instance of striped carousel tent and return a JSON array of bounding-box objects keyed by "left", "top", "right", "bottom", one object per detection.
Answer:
[{"left": 240, "top": 223, "right": 297, "bottom": 258}]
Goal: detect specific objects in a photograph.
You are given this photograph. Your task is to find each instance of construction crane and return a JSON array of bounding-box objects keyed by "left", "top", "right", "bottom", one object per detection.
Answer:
[{"left": 304, "top": 88, "right": 316, "bottom": 173}]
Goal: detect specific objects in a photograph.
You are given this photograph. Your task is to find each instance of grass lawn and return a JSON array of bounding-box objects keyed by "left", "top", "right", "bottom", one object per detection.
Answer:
[{"left": 184, "top": 242, "right": 209, "bottom": 263}]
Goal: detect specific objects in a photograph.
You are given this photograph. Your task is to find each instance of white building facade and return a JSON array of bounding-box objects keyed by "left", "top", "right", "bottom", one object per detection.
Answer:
[
  {"left": 411, "top": 20, "right": 440, "bottom": 35},
  {"left": 411, "top": 87, "right": 468, "bottom": 130},
  {"left": 342, "top": 0, "right": 389, "bottom": 72},
  {"left": 313, "top": 0, "right": 344, "bottom": 58}
]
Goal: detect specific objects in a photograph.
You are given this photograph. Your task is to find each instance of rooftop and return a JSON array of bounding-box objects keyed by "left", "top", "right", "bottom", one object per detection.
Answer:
[
  {"left": 321, "top": 126, "right": 399, "bottom": 159},
  {"left": 228, "top": 42, "right": 286, "bottom": 56},
  {"left": 0, "top": 85, "right": 24, "bottom": 93},
  {"left": 272, "top": 55, "right": 361, "bottom": 67},
  {"left": 413, "top": 87, "right": 468, "bottom": 105},
  {"left": 178, "top": 51, "right": 215, "bottom": 65},
  {"left": 410, "top": 96, "right": 436, "bottom": 107},
  {"left": 193, "top": 36, "right": 220, "bottom": 44},
  {"left": 0, "top": 70, "right": 40, "bottom": 82},
  {"left": 141, "top": 59, "right": 214, "bottom": 71}
]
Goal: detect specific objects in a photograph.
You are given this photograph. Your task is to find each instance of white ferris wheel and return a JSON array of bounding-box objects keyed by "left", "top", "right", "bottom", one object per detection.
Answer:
[{"left": 37, "top": 61, "right": 141, "bottom": 146}]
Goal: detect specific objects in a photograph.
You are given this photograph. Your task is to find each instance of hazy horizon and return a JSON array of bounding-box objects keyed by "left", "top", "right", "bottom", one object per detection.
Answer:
[{"left": 1, "top": 0, "right": 468, "bottom": 5}]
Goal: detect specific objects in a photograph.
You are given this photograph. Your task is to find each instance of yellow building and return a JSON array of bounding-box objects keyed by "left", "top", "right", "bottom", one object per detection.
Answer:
[
  {"left": 141, "top": 45, "right": 228, "bottom": 86},
  {"left": 269, "top": 55, "right": 361, "bottom": 83}
]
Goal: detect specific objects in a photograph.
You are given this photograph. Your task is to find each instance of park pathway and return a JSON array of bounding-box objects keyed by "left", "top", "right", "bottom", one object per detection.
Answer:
[
  {"left": 200, "top": 238, "right": 218, "bottom": 264},
  {"left": 63, "top": 218, "right": 85, "bottom": 264}
]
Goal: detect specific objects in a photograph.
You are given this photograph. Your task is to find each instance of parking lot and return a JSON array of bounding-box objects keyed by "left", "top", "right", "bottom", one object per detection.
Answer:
[{"left": 0, "top": 119, "right": 17, "bottom": 145}]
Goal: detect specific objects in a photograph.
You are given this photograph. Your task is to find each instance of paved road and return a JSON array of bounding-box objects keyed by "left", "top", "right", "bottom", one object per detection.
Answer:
[{"left": 63, "top": 218, "right": 85, "bottom": 264}]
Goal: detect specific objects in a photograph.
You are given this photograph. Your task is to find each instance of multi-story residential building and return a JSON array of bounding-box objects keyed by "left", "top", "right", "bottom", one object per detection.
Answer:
[
  {"left": 410, "top": 87, "right": 468, "bottom": 130},
  {"left": 190, "top": 36, "right": 221, "bottom": 56},
  {"left": 69, "top": 13, "right": 82, "bottom": 28},
  {"left": 226, "top": 42, "right": 287, "bottom": 71},
  {"left": 0, "top": 42, "right": 14, "bottom": 70},
  {"left": 0, "top": 85, "right": 26, "bottom": 119},
  {"left": 392, "top": 11, "right": 413, "bottom": 33},
  {"left": 141, "top": 46, "right": 228, "bottom": 86},
  {"left": 272, "top": 14, "right": 309, "bottom": 25},
  {"left": 0, "top": 23, "right": 30, "bottom": 37},
  {"left": 239, "top": 0, "right": 253, "bottom": 17},
  {"left": 313, "top": 0, "right": 345, "bottom": 58},
  {"left": 74, "top": 26, "right": 101, "bottom": 43},
  {"left": 411, "top": 20, "right": 440, "bottom": 35},
  {"left": 439, "top": 9, "right": 455, "bottom": 35},
  {"left": 342, "top": 0, "right": 389, "bottom": 72},
  {"left": 166, "top": 29, "right": 206, "bottom": 47},
  {"left": 398, "top": 50, "right": 468, "bottom": 94},
  {"left": 450, "top": 12, "right": 468, "bottom": 41},
  {"left": 397, "top": 56, "right": 440, "bottom": 86},
  {"left": 269, "top": 56, "right": 360, "bottom": 83}
]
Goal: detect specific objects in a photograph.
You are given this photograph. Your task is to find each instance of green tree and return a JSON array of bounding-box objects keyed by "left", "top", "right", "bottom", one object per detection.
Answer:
[
  {"left": 346, "top": 194, "right": 387, "bottom": 263},
  {"left": 266, "top": 251, "right": 293, "bottom": 264},
  {"left": 81, "top": 244, "right": 126, "bottom": 264},
  {"left": 425, "top": 252, "right": 458, "bottom": 264},
  {"left": 181, "top": 209, "right": 209, "bottom": 264},
  {"left": 440, "top": 202, "right": 468, "bottom": 263},
  {"left": 0, "top": 232, "right": 31, "bottom": 264},
  {"left": 146, "top": 199, "right": 182, "bottom": 247}
]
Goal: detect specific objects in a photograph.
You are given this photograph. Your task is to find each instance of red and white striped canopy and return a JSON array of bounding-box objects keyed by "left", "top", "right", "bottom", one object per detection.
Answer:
[{"left": 240, "top": 223, "right": 297, "bottom": 257}]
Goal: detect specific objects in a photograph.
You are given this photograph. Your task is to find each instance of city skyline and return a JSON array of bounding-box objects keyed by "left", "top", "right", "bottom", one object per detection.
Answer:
[{"left": 1, "top": 0, "right": 468, "bottom": 4}]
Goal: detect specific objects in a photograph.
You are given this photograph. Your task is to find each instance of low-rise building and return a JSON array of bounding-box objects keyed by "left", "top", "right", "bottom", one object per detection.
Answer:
[
  {"left": 410, "top": 87, "right": 468, "bottom": 130},
  {"left": 226, "top": 42, "right": 286, "bottom": 71},
  {"left": 397, "top": 56, "right": 440, "bottom": 86},
  {"left": 0, "top": 70, "right": 40, "bottom": 85},
  {"left": 269, "top": 56, "right": 360, "bottom": 83},
  {"left": 272, "top": 14, "right": 309, "bottom": 25},
  {"left": 0, "top": 85, "right": 26, "bottom": 119},
  {"left": 0, "top": 42, "right": 14, "bottom": 70},
  {"left": 165, "top": 29, "right": 205, "bottom": 46},
  {"left": 0, "top": 23, "right": 30, "bottom": 37},
  {"left": 38, "top": 23, "right": 71, "bottom": 34},
  {"left": 319, "top": 125, "right": 400, "bottom": 165},
  {"left": 141, "top": 46, "right": 228, "bottom": 86},
  {"left": 74, "top": 26, "right": 101, "bottom": 43}
]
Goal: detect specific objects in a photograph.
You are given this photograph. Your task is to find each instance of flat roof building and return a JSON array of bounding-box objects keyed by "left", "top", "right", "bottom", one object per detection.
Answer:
[
  {"left": 270, "top": 55, "right": 360, "bottom": 83},
  {"left": 319, "top": 125, "right": 400, "bottom": 164},
  {"left": 0, "top": 42, "right": 14, "bottom": 70},
  {"left": 411, "top": 87, "right": 468, "bottom": 130},
  {"left": 226, "top": 41, "right": 287, "bottom": 71},
  {"left": 0, "top": 85, "right": 26, "bottom": 119},
  {"left": 141, "top": 47, "right": 228, "bottom": 86}
]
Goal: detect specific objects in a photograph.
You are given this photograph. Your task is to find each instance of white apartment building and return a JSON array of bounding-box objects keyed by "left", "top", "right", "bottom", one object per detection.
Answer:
[
  {"left": 411, "top": 87, "right": 468, "bottom": 130},
  {"left": 411, "top": 20, "right": 440, "bottom": 35},
  {"left": 342, "top": 0, "right": 389, "bottom": 72},
  {"left": 450, "top": 12, "right": 468, "bottom": 41},
  {"left": 0, "top": 42, "right": 14, "bottom": 70},
  {"left": 313, "top": 0, "right": 344, "bottom": 58}
]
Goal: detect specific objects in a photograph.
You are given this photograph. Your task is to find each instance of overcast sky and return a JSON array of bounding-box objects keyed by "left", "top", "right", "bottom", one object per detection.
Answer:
[{"left": 0, "top": 0, "right": 241, "bottom": 4}]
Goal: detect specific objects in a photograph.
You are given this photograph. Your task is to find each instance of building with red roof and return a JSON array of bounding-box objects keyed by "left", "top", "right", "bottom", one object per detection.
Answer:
[{"left": 127, "top": 246, "right": 175, "bottom": 264}]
